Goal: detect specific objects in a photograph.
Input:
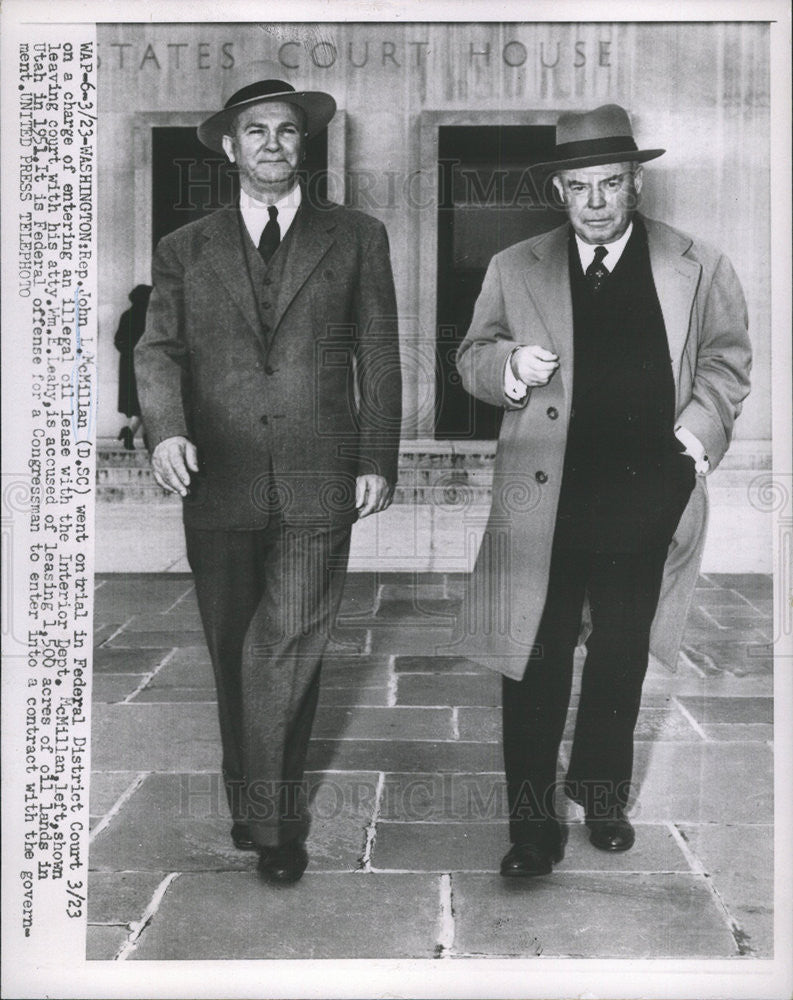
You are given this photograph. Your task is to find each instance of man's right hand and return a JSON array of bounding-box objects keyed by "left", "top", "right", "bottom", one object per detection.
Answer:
[
  {"left": 151, "top": 436, "right": 199, "bottom": 497},
  {"left": 510, "top": 346, "right": 560, "bottom": 387}
]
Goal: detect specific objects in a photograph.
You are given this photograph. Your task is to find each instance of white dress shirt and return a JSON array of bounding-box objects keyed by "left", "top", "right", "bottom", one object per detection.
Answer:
[
  {"left": 239, "top": 183, "right": 301, "bottom": 247},
  {"left": 502, "top": 220, "right": 709, "bottom": 473}
]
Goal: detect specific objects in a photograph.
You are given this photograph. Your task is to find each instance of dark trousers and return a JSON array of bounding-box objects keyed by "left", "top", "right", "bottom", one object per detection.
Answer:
[
  {"left": 185, "top": 516, "right": 352, "bottom": 848},
  {"left": 502, "top": 542, "right": 668, "bottom": 844}
]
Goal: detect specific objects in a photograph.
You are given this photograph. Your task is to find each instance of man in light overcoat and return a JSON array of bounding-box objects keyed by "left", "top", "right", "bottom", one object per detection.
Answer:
[
  {"left": 136, "top": 79, "right": 401, "bottom": 884},
  {"left": 455, "top": 104, "right": 751, "bottom": 877}
]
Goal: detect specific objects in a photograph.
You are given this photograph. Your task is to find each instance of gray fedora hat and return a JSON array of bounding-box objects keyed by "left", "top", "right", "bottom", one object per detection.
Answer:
[
  {"left": 532, "top": 104, "right": 665, "bottom": 174},
  {"left": 198, "top": 79, "right": 336, "bottom": 152}
]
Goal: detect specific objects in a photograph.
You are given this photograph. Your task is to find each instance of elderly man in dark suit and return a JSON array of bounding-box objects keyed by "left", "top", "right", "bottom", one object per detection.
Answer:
[
  {"left": 136, "top": 80, "right": 401, "bottom": 884},
  {"left": 456, "top": 105, "right": 751, "bottom": 878}
]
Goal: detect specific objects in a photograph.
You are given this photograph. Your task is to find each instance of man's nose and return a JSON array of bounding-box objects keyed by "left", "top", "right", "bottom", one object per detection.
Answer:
[
  {"left": 263, "top": 132, "right": 281, "bottom": 151},
  {"left": 587, "top": 185, "right": 606, "bottom": 208}
]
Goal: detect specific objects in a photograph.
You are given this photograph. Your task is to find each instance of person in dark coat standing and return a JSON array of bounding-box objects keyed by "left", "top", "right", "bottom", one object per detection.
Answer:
[
  {"left": 114, "top": 284, "right": 152, "bottom": 449},
  {"left": 455, "top": 105, "right": 751, "bottom": 878},
  {"left": 135, "top": 80, "right": 402, "bottom": 885}
]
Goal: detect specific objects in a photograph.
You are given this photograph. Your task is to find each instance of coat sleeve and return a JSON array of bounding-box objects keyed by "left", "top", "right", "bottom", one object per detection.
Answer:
[
  {"left": 676, "top": 252, "right": 752, "bottom": 469},
  {"left": 455, "top": 255, "right": 531, "bottom": 411},
  {"left": 134, "top": 237, "right": 191, "bottom": 452},
  {"left": 353, "top": 221, "right": 402, "bottom": 485}
]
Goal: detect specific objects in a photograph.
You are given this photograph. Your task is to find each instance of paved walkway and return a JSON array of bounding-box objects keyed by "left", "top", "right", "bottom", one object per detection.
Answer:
[{"left": 87, "top": 571, "right": 773, "bottom": 961}]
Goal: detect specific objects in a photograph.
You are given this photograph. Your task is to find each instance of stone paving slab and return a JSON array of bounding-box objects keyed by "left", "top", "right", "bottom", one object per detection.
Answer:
[
  {"left": 93, "top": 673, "right": 147, "bottom": 703},
  {"left": 86, "top": 925, "right": 130, "bottom": 961},
  {"left": 122, "top": 611, "right": 205, "bottom": 631},
  {"left": 373, "top": 597, "right": 460, "bottom": 625},
  {"left": 317, "top": 686, "right": 389, "bottom": 706},
  {"left": 395, "top": 654, "right": 488, "bottom": 674},
  {"left": 311, "top": 705, "right": 454, "bottom": 741},
  {"left": 368, "top": 625, "right": 456, "bottom": 656},
  {"left": 379, "top": 582, "right": 448, "bottom": 602},
  {"left": 372, "top": 820, "right": 690, "bottom": 874},
  {"left": 707, "top": 573, "right": 773, "bottom": 597},
  {"left": 93, "top": 623, "right": 122, "bottom": 646},
  {"left": 379, "top": 772, "right": 507, "bottom": 823},
  {"left": 106, "top": 629, "right": 207, "bottom": 648},
  {"left": 689, "top": 587, "right": 757, "bottom": 607},
  {"left": 90, "top": 772, "right": 251, "bottom": 873},
  {"left": 455, "top": 705, "right": 700, "bottom": 743},
  {"left": 396, "top": 673, "right": 501, "bottom": 707},
  {"left": 624, "top": 742, "right": 773, "bottom": 824},
  {"left": 88, "top": 871, "right": 165, "bottom": 924},
  {"left": 681, "top": 643, "right": 772, "bottom": 677},
  {"left": 130, "top": 872, "right": 442, "bottom": 960},
  {"left": 131, "top": 645, "right": 214, "bottom": 690},
  {"left": 678, "top": 695, "right": 773, "bottom": 724},
  {"left": 93, "top": 647, "right": 172, "bottom": 673},
  {"left": 89, "top": 770, "right": 142, "bottom": 818},
  {"left": 320, "top": 656, "right": 392, "bottom": 686},
  {"left": 133, "top": 688, "right": 217, "bottom": 703},
  {"left": 678, "top": 823, "right": 773, "bottom": 956},
  {"left": 92, "top": 704, "right": 221, "bottom": 771},
  {"left": 647, "top": 671, "right": 773, "bottom": 699},
  {"left": 451, "top": 872, "right": 738, "bottom": 958},
  {"left": 89, "top": 772, "right": 378, "bottom": 874},
  {"left": 701, "top": 723, "right": 774, "bottom": 741},
  {"left": 306, "top": 739, "right": 502, "bottom": 774},
  {"left": 94, "top": 576, "right": 193, "bottom": 616}
]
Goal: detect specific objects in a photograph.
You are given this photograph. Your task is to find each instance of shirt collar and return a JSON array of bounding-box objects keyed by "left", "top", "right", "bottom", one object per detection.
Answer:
[
  {"left": 239, "top": 183, "right": 302, "bottom": 245},
  {"left": 575, "top": 220, "right": 634, "bottom": 272}
]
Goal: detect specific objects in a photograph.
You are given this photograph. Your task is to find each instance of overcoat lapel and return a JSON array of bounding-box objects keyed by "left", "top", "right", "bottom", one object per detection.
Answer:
[
  {"left": 522, "top": 226, "right": 574, "bottom": 412},
  {"left": 271, "top": 201, "right": 336, "bottom": 334},
  {"left": 645, "top": 216, "right": 701, "bottom": 393},
  {"left": 200, "top": 206, "right": 263, "bottom": 344}
]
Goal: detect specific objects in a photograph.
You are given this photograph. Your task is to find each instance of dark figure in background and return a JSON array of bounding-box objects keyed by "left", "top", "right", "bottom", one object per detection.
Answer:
[{"left": 114, "top": 283, "right": 152, "bottom": 450}]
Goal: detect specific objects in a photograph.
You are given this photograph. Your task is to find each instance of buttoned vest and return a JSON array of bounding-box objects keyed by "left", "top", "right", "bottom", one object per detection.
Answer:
[{"left": 554, "top": 218, "right": 695, "bottom": 552}]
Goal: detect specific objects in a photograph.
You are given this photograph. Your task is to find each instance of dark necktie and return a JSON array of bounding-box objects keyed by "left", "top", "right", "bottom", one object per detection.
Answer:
[
  {"left": 258, "top": 205, "right": 280, "bottom": 264},
  {"left": 585, "top": 244, "right": 609, "bottom": 292}
]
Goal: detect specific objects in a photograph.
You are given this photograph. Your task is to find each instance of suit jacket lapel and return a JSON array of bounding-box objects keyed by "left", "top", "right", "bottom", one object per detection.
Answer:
[
  {"left": 523, "top": 225, "right": 574, "bottom": 405},
  {"left": 271, "top": 200, "right": 336, "bottom": 334},
  {"left": 201, "top": 206, "right": 262, "bottom": 342},
  {"left": 644, "top": 215, "right": 701, "bottom": 389}
]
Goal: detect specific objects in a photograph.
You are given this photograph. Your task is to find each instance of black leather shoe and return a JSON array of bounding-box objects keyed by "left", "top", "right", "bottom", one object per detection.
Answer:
[
  {"left": 231, "top": 822, "right": 256, "bottom": 851},
  {"left": 257, "top": 840, "right": 308, "bottom": 885},
  {"left": 586, "top": 807, "right": 635, "bottom": 852},
  {"left": 500, "top": 823, "right": 567, "bottom": 878}
]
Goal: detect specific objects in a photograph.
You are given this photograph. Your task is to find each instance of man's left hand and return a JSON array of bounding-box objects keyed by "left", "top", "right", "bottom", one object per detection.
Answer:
[{"left": 356, "top": 475, "right": 394, "bottom": 518}]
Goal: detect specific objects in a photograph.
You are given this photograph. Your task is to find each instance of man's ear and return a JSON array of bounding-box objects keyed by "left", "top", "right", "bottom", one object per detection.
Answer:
[
  {"left": 221, "top": 133, "right": 236, "bottom": 163},
  {"left": 633, "top": 164, "right": 644, "bottom": 196},
  {"left": 552, "top": 174, "right": 565, "bottom": 204}
]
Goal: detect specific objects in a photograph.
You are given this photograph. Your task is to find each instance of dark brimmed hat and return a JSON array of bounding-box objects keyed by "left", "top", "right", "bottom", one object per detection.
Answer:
[
  {"left": 198, "top": 79, "right": 336, "bottom": 152},
  {"left": 532, "top": 104, "right": 665, "bottom": 175}
]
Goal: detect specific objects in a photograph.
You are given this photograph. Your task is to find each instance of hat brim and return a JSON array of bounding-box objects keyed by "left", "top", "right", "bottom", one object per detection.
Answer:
[
  {"left": 531, "top": 147, "right": 666, "bottom": 175},
  {"left": 198, "top": 90, "right": 337, "bottom": 152}
]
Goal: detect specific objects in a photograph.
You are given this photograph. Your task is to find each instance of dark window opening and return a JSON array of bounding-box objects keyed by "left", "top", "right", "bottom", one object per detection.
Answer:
[{"left": 435, "top": 124, "right": 560, "bottom": 439}]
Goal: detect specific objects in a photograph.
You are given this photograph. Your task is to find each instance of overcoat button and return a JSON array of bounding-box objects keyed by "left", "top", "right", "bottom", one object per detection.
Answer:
[
  {"left": 262, "top": 301, "right": 272, "bottom": 310},
  {"left": 260, "top": 415, "right": 269, "bottom": 425},
  {"left": 535, "top": 471, "right": 548, "bottom": 484},
  {"left": 261, "top": 324, "right": 271, "bottom": 335},
  {"left": 546, "top": 406, "right": 558, "bottom": 420},
  {"left": 324, "top": 269, "right": 335, "bottom": 280},
  {"left": 264, "top": 364, "right": 275, "bottom": 375}
]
